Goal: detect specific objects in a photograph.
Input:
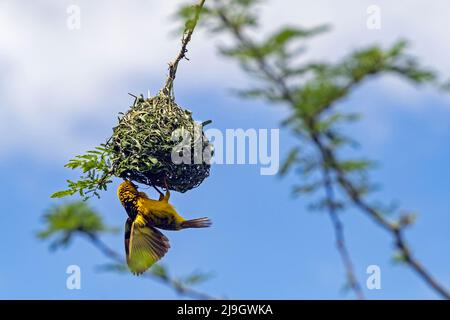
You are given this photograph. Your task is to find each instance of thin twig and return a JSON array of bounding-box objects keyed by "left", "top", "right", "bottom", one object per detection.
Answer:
[
  {"left": 308, "top": 131, "right": 450, "bottom": 299},
  {"left": 162, "top": 0, "right": 206, "bottom": 97},
  {"left": 84, "top": 233, "right": 217, "bottom": 300},
  {"left": 321, "top": 165, "right": 365, "bottom": 299}
]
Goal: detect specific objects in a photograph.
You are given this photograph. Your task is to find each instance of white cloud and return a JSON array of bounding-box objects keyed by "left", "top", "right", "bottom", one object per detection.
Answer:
[{"left": 0, "top": 0, "right": 449, "bottom": 160}]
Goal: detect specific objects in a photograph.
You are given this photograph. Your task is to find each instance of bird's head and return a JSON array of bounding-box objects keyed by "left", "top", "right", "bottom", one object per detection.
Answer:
[{"left": 117, "top": 180, "right": 139, "bottom": 204}]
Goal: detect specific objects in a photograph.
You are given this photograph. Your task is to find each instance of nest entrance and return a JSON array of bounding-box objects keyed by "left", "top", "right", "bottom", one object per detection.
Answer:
[{"left": 107, "top": 94, "right": 212, "bottom": 193}]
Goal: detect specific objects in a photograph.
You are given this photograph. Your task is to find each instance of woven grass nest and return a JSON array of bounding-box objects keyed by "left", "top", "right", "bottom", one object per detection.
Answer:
[{"left": 107, "top": 93, "right": 212, "bottom": 193}]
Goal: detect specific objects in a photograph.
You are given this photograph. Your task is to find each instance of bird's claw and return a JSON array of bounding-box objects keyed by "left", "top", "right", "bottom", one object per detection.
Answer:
[{"left": 164, "top": 177, "right": 170, "bottom": 191}]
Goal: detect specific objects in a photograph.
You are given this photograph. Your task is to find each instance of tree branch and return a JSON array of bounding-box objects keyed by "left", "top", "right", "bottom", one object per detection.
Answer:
[
  {"left": 216, "top": 11, "right": 365, "bottom": 299},
  {"left": 216, "top": 7, "right": 450, "bottom": 299},
  {"left": 323, "top": 145, "right": 450, "bottom": 299},
  {"left": 84, "top": 233, "right": 218, "bottom": 300},
  {"left": 162, "top": 0, "right": 206, "bottom": 97},
  {"left": 321, "top": 165, "right": 365, "bottom": 299}
]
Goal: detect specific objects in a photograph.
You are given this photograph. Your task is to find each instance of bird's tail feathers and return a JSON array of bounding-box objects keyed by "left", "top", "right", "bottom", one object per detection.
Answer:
[{"left": 180, "top": 217, "right": 212, "bottom": 229}]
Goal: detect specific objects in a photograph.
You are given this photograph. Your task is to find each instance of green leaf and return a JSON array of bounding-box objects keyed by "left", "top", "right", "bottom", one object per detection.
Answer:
[
  {"left": 279, "top": 147, "right": 300, "bottom": 176},
  {"left": 53, "top": 145, "right": 113, "bottom": 200},
  {"left": 96, "top": 263, "right": 128, "bottom": 273},
  {"left": 38, "top": 202, "right": 115, "bottom": 250},
  {"left": 292, "top": 182, "right": 321, "bottom": 196},
  {"left": 337, "top": 159, "right": 373, "bottom": 172},
  {"left": 182, "top": 270, "right": 213, "bottom": 286},
  {"left": 50, "top": 190, "right": 76, "bottom": 198},
  {"left": 151, "top": 264, "right": 169, "bottom": 279},
  {"left": 392, "top": 251, "right": 408, "bottom": 264},
  {"left": 261, "top": 25, "right": 329, "bottom": 55}
]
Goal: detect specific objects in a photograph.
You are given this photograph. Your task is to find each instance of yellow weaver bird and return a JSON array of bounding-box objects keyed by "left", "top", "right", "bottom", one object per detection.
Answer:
[{"left": 117, "top": 180, "right": 212, "bottom": 275}]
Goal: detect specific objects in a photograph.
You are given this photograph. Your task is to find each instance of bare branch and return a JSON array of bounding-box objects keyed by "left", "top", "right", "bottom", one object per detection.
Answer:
[{"left": 321, "top": 166, "right": 365, "bottom": 299}]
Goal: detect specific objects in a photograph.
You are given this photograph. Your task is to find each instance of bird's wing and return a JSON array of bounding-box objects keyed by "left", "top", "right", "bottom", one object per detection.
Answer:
[{"left": 124, "top": 218, "right": 170, "bottom": 275}]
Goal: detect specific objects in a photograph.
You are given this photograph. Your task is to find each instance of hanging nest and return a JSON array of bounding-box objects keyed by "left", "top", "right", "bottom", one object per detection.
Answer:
[{"left": 106, "top": 93, "right": 213, "bottom": 193}]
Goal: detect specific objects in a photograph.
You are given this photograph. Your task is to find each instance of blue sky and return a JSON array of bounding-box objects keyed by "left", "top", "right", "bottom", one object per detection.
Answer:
[{"left": 1, "top": 0, "right": 450, "bottom": 299}]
